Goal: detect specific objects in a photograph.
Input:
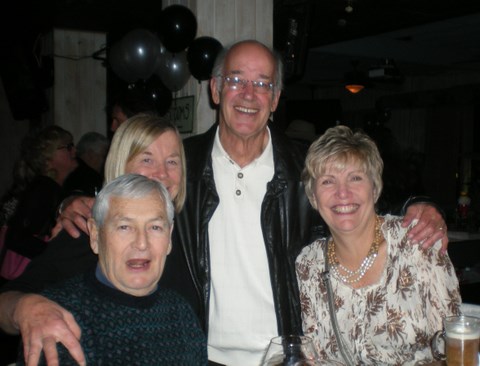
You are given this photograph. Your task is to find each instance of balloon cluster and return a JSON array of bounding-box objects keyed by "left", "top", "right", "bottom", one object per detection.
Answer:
[{"left": 108, "top": 4, "right": 223, "bottom": 97}]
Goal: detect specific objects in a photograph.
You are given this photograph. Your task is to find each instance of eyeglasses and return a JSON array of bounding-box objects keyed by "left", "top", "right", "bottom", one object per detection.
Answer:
[
  {"left": 57, "top": 142, "right": 74, "bottom": 152},
  {"left": 222, "top": 76, "right": 274, "bottom": 94}
]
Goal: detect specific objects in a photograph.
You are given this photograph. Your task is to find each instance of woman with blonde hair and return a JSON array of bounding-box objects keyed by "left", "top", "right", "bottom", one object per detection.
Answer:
[{"left": 104, "top": 113, "right": 186, "bottom": 212}]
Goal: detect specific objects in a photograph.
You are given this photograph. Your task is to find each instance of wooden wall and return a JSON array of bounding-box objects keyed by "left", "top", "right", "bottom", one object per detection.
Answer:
[{"left": 49, "top": 29, "right": 107, "bottom": 142}]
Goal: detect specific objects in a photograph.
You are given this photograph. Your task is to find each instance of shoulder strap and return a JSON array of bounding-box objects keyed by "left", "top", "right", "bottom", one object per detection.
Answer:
[{"left": 321, "top": 239, "right": 356, "bottom": 366}]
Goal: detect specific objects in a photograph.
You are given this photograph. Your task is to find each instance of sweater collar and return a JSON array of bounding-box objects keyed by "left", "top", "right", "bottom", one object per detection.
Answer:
[{"left": 94, "top": 263, "right": 158, "bottom": 295}]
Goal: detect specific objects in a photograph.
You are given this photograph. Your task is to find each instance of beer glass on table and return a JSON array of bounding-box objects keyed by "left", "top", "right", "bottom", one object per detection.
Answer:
[{"left": 431, "top": 315, "right": 480, "bottom": 366}]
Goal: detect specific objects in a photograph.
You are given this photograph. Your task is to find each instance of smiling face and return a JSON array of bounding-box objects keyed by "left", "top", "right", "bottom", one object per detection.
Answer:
[
  {"left": 88, "top": 192, "right": 172, "bottom": 296},
  {"left": 210, "top": 42, "right": 280, "bottom": 140},
  {"left": 313, "top": 159, "right": 376, "bottom": 235},
  {"left": 124, "top": 130, "right": 182, "bottom": 201}
]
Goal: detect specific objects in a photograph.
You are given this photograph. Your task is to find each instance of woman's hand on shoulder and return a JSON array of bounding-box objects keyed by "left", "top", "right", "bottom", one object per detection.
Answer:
[{"left": 51, "top": 196, "right": 94, "bottom": 239}]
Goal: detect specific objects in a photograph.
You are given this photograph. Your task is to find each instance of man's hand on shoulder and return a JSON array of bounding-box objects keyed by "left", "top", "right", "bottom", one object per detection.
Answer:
[
  {"left": 402, "top": 203, "right": 448, "bottom": 253},
  {"left": 14, "top": 293, "right": 86, "bottom": 366}
]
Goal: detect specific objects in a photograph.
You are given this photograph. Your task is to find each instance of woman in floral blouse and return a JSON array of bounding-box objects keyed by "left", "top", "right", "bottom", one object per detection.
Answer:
[{"left": 296, "top": 125, "right": 461, "bottom": 365}]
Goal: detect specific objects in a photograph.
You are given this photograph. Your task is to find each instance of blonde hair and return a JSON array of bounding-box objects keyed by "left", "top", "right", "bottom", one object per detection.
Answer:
[
  {"left": 104, "top": 114, "right": 186, "bottom": 212},
  {"left": 302, "top": 125, "right": 384, "bottom": 209}
]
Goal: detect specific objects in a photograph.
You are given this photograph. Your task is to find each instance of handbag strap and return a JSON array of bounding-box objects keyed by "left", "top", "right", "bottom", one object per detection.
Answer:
[{"left": 321, "top": 239, "right": 356, "bottom": 366}]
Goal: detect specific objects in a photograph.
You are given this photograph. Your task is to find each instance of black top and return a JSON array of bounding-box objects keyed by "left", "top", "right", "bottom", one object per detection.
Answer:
[
  {"left": 4, "top": 175, "right": 65, "bottom": 259},
  {"left": 16, "top": 270, "right": 207, "bottom": 365},
  {"left": 63, "top": 158, "right": 103, "bottom": 197}
]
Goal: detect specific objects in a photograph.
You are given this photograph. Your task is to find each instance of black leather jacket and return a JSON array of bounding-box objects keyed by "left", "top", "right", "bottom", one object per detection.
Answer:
[{"left": 176, "top": 123, "right": 325, "bottom": 335}]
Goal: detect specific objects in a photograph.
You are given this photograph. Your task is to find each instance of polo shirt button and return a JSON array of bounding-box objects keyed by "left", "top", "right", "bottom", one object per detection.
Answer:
[
  {"left": 236, "top": 190, "right": 241, "bottom": 196},
  {"left": 238, "top": 172, "right": 244, "bottom": 179}
]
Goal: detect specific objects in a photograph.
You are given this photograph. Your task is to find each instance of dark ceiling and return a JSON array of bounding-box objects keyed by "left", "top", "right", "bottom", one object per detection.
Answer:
[
  {"left": 4, "top": 0, "right": 480, "bottom": 88},
  {"left": 6, "top": 0, "right": 480, "bottom": 48},
  {"left": 276, "top": 0, "right": 480, "bottom": 48},
  {"left": 2, "top": 0, "right": 164, "bottom": 46},
  {"left": 274, "top": 0, "right": 480, "bottom": 86}
]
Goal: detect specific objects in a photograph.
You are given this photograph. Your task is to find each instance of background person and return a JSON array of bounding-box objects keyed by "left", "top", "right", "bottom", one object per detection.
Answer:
[
  {"left": 296, "top": 125, "right": 461, "bottom": 365},
  {"left": 0, "top": 125, "right": 77, "bottom": 365},
  {"left": 108, "top": 88, "right": 159, "bottom": 133},
  {"left": 63, "top": 131, "right": 110, "bottom": 197},
  {"left": 16, "top": 174, "right": 206, "bottom": 365},
  {"left": 0, "top": 125, "right": 78, "bottom": 281}
]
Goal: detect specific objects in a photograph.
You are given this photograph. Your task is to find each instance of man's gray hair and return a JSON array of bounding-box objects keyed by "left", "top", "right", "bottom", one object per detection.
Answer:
[
  {"left": 76, "top": 131, "right": 110, "bottom": 156},
  {"left": 92, "top": 174, "right": 174, "bottom": 227}
]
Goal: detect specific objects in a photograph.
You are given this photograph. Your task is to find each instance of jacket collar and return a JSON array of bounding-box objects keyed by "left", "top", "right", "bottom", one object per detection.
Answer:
[{"left": 186, "top": 122, "right": 306, "bottom": 182}]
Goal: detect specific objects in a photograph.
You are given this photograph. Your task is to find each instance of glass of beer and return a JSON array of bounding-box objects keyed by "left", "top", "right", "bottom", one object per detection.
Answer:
[{"left": 431, "top": 315, "right": 480, "bottom": 366}]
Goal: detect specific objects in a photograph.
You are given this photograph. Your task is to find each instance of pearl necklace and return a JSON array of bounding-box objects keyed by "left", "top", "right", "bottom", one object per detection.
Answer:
[{"left": 327, "top": 216, "right": 383, "bottom": 284}]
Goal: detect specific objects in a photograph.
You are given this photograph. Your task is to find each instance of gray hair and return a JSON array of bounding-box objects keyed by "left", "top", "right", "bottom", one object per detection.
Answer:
[
  {"left": 302, "top": 125, "right": 384, "bottom": 209},
  {"left": 92, "top": 174, "right": 174, "bottom": 227},
  {"left": 17, "top": 125, "right": 74, "bottom": 184},
  {"left": 76, "top": 132, "right": 110, "bottom": 157},
  {"left": 211, "top": 39, "right": 284, "bottom": 97}
]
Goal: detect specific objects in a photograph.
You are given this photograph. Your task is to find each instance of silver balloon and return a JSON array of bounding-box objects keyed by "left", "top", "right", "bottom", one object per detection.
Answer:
[{"left": 155, "top": 50, "right": 191, "bottom": 92}]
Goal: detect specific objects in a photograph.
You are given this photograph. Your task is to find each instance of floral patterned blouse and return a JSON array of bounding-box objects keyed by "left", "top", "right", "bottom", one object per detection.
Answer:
[{"left": 296, "top": 215, "right": 462, "bottom": 366}]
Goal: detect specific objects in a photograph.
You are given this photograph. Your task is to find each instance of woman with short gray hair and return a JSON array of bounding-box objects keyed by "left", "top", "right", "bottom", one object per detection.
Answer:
[{"left": 296, "top": 125, "right": 461, "bottom": 365}]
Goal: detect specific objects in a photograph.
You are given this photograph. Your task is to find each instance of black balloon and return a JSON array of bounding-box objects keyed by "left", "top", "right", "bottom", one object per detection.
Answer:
[
  {"left": 155, "top": 51, "right": 191, "bottom": 92},
  {"left": 187, "top": 36, "right": 223, "bottom": 81},
  {"left": 120, "top": 29, "right": 161, "bottom": 80},
  {"left": 159, "top": 5, "right": 197, "bottom": 53},
  {"left": 144, "top": 76, "right": 173, "bottom": 116},
  {"left": 109, "top": 41, "right": 138, "bottom": 84},
  {"left": 154, "top": 41, "right": 169, "bottom": 74},
  {"left": 123, "top": 78, "right": 172, "bottom": 116}
]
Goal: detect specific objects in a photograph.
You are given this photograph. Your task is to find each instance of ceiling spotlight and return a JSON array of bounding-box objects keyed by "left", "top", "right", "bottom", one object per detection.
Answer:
[
  {"left": 344, "top": 63, "right": 368, "bottom": 94},
  {"left": 345, "top": 84, "right": 364, "bottom": 93}
]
